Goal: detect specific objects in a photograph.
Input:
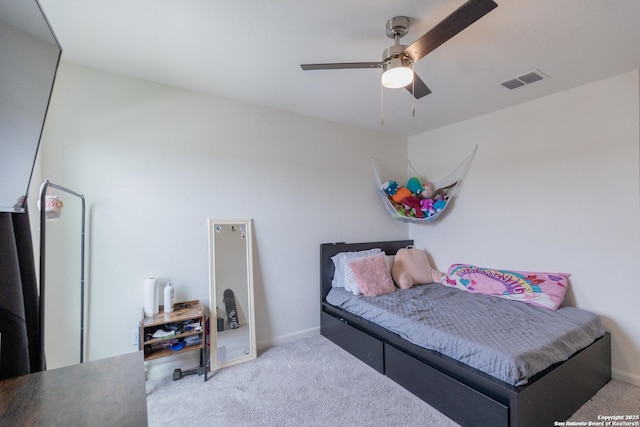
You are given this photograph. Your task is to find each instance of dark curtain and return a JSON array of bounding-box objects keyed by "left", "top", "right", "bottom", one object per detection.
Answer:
[{"left": 0, "top": 205, "right": 43, "bottom": 379}]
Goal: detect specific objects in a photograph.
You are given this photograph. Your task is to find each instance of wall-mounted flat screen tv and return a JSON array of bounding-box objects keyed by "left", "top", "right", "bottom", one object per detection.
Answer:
[{"left": 0, "top": 0, "right": 61, "bottom": 213}]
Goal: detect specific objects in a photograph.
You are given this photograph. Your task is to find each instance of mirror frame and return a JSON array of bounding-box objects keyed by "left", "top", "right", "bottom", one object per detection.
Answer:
[{"left": 208, "top": 218, "right": 256, "bottom": 370}]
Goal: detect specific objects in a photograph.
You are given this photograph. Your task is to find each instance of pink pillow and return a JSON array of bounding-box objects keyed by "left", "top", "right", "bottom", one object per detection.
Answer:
[{"left": 348, "top": 254, "right": 396, "bottom": 297}]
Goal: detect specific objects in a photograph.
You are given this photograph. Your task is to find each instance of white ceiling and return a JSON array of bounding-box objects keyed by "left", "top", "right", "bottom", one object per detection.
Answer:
[{"left": 39, "top": 0, "right": 640, "bottom": 137}]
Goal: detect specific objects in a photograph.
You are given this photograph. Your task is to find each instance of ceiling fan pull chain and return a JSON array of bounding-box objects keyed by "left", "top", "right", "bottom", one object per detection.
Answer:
[
  {"left": 381, "top": 84, "right": 385, "bottom": 125},
  {"left": 412, "top": 63, "right": 416, "bottom": 118}
]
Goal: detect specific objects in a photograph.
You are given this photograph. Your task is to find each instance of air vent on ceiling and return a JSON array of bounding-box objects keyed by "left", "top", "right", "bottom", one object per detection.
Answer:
[{"left": 500, "top": 69, "right": 547, "bottom": 90}]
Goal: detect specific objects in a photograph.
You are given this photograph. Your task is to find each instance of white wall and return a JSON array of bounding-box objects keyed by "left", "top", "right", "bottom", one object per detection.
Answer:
[
  {"left": 38, "top": 61, "right": 639, "bottom": 386},
  {"left": 38, "top": 62, "right": 408, "bottom": 368},
  {"left": 409, "top": 71, "right": 640, "bottom": 385}
]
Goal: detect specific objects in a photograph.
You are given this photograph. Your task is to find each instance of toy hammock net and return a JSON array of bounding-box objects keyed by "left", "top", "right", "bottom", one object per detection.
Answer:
[{"left": 371, "top": 146, "right": 477, "bottom": 224}]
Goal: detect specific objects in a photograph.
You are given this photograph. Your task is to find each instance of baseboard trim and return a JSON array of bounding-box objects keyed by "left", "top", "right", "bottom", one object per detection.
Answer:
[
  {"left": 612, "top": 367, "right": 640, "bottom": 387},
  {"left": 257, "top": 326, "right": 319, "bottom": 351}
]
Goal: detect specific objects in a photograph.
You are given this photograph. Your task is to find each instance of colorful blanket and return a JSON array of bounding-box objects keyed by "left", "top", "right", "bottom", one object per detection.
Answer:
[{"left": 444, "top": 264, "right": 569, "bottom": 310}]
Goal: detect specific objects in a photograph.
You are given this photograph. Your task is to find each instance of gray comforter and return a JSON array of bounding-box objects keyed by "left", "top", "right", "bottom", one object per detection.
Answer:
[{"left": 326, "top": 283, "right": 605, "bottom": 385}]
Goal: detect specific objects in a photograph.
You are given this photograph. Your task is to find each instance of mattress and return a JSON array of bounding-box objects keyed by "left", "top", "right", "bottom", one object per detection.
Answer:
[{"left": 325, "top": 283, "right": 605, "bottom": 385}]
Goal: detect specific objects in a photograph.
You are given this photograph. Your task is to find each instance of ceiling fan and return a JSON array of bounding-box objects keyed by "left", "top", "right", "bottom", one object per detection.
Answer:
[{"left": 300, "top": 0, "right": 498, "bottom": 99}]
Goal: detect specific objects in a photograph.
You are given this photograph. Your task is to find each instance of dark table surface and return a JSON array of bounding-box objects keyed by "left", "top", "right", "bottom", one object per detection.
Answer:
[{"left": 0, "top": 351, "right": 147, "bottom": 426}]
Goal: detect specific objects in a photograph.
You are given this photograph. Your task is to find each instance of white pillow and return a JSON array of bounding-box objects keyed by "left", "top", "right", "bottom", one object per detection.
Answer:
[
  {"left": 344, "top": 260, "right": 361, "bottom": 294},
  {"left": 331, "top": 248, "right": 382, "bottom": 292},
  {"left": 384, "top": 255, "right": 395, "bottom": 271}
]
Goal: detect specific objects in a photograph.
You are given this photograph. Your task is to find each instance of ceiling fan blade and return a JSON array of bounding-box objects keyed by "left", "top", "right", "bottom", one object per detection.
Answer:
[
  {"left": 405, "top": 73, "right": 432, "bottom": 99},
  {"left": 403, "top": 0, "right": 498, "bottom": 63},
  {"left": 300, "top": 62, "right": 381, "bottom": 71}
]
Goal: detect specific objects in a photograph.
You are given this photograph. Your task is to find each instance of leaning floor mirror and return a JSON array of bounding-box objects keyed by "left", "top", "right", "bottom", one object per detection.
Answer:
[{"left": 208, "top": 218, "right": 256, "bottom": 370}]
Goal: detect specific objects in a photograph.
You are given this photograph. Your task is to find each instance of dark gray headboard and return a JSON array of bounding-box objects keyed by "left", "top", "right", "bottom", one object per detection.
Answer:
[{"left": 320, "top": 240, "right": 413, "bottom": 301}]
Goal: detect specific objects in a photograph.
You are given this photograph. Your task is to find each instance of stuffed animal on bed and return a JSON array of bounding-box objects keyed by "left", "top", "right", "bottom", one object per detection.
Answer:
[{"left": 391, "top": 246, "right": 443, "bottom": 289}]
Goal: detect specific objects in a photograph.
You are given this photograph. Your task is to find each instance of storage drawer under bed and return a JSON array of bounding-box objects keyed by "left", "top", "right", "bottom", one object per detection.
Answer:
[
  {"left": 385, "top": 343, "right": 509, "bottom": 427},
  {"left": 321, "top": 311, "right": 384, "bottom": 373}
]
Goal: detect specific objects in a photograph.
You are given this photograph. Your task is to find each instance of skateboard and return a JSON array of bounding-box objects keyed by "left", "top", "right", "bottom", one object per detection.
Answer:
[{"left": 223, "top": 289, "right": 239, "bottom": 329}]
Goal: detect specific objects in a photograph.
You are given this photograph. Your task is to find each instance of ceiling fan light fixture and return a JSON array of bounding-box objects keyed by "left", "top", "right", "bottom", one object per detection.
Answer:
[
  {"left": 300, "top": 1, "right": 499, "bottom": 102},
  {"left": 381, "top": 56, "right": 413, "bottom": 89}
]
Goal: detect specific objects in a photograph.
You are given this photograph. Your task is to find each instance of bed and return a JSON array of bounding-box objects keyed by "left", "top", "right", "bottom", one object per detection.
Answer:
[{"left": 320, "top": 240, "right": 611, "bottom": 427}]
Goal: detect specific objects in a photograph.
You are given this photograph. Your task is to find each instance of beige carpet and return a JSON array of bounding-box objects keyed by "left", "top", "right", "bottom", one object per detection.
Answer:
[
  {"left": 569, "top": 378, "right": 640, "bottom": 423},
  {"left": 146, "top": 335, "right": 639, "bottom": 426}
]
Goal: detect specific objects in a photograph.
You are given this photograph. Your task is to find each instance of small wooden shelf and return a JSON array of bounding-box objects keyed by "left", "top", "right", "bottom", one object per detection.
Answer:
[
  {"left": 143, "top": 344, "right": 202, "bottom": 361},
  {"left": 143, "top": 329, "right": 202, "bottom": 347},
  {"left": 140, "top": 300, "right": 204, "bottom": 329},
  {"left": 139, "top": 300, "right": 207, "bottom": 379}
]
